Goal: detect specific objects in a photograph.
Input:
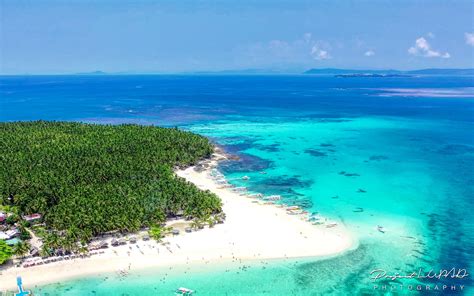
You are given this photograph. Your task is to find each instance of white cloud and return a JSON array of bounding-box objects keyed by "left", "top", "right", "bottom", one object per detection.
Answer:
[
  {"left": 364, "top": 50, "right": 375, "bottom": 57},
  {"left": 408, "top": 37, "right": 450, "bottom": 58},
  {"left": 311, "top": 45, "right": 331, "bottom": 60},
  {"left": 465, "top": 33, "right": 474, "bottom": 46},
  {"left": 239, "top": 33, "right": 332, "bottom": 65}
]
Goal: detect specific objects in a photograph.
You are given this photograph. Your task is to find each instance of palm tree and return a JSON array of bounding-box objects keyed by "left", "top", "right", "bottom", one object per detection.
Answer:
[
  {"left": 0, "top": 240, "right": 13, "bottom": 264},
  {"left": 207, "top": 216, "right": 216, "bottom": 228},
  {"left": 191, "top": 219, "right": 204, "bottom": 230},
  {"left": 149, "top": 225, "right": 164, "bottom": 242},
  {"left": 13, "top": 242, "right": 30, "bottom": 258}
]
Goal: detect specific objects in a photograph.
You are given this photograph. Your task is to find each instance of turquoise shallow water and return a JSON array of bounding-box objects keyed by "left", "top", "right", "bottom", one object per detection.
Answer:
[
  {"left": 1, "top": 75, "right": 473, "bottom": 295},
  {"left": 34, "top": 247, "right": 399, "bottom": 296},
  {"left": 187, "top": 115, "right": 474, "bottom": 295}
]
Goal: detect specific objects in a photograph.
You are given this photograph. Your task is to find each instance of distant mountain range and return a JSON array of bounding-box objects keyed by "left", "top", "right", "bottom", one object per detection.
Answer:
[
  {"left": 74, "top": 70, "right": 108, "bottom": 75},
  {"left": 304, "top": 68, "right": 474, "bottom": 75}
]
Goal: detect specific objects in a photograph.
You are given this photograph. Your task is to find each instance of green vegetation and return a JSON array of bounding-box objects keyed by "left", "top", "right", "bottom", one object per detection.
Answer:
[
  {"left": 149, "top": 225, "right": 165, "bottom": 241},
  {"left": 0, "top": 121, "right": 221, "bottom": 249},
  {"left": 0, "top": 240, "right": 13, "bottom": 264},
  {"left": 13, "top": 241, "right": 31, "bottom": 258}
]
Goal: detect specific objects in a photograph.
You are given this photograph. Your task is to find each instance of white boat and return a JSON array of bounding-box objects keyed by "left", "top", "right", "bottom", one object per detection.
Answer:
[
  {"left": 232, "top": 186, "right": 247, "bottom": 192},
  {"left": 263, "top": 195, "right": 281, "bottom": 201},
  {"left": 286, "top": 210, "right": 303, "bottom": 215},
  {"left": 242, "top": 175, "right": 250, "bottom": 180},
  {"left": 308, "top": 216, "right": 321, "bottom": 222},
  {"left": 176, "top": 287, "right": 195, "bottom": 295},
  {"left": 247, "top": 193, "right": 263, "bottom": 198}
]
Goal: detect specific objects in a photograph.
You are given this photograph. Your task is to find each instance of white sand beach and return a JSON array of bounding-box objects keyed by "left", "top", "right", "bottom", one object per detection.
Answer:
[{"left": 0, "top": 152, "right": 356, "bottom": 291}]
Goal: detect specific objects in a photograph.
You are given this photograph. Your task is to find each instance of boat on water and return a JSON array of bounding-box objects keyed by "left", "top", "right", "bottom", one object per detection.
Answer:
[
  {"left": 232, "top": 186, "right": 247, "bottom": 192},
  {"left": 286, "top": 209, "right": 303, "bottom": 215},
  {"left": 247, "top": 193, "right": 263, "bottom": 198},
  {"left": 377, "top": 225, "right": 386, "bottom": 233},
  {"left": 263, "top": 194, "right": 281, "bottom": 201},
  {"left": 176, "top": 287, "right": 195, "bottom": 295},
  {"left": 242, "top": 175, "right": 250, "bottom": 180},
  {"left": 308, "top": 216, "right": 322, "bottom": 222},
  {"left": 15, "top": 276, "right": 31, "bottom": 296}
]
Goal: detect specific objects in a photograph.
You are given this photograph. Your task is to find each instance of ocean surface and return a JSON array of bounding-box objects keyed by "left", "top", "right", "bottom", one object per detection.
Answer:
[{"left": 1, "top": 75, "right": 473, "bottom": 295}]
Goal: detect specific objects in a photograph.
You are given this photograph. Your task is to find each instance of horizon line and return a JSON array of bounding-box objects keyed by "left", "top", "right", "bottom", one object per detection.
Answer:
[{"left": 1, "top": 67, "right": 474, "bottom": 76}]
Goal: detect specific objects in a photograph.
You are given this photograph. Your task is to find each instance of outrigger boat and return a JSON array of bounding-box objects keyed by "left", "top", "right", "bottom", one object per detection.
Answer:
[
  {"left": 263, "top": 195, "right": 281, "bottom": 201},
  {"left": 176, "top": 287, "right": 195, "bottom": 295},
  {"left": 247, "top": 193, "right": 263, "bottom": 198},
  {"left": 286, "top": 209, "right": 303, "bottom": 215},
  {"left": 308, "top": 216, "right": 322, "bottom": 222},
  {"left": 232, "top": 186, "right": 247, "bottom": 192}
]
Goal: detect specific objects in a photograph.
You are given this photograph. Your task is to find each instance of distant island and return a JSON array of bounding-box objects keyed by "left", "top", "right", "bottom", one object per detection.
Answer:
[
  {"left": 334, "top": 73, "right": 412, "bottom": 78},
  {"left": 304, "top": 68, "right": 474, "bottom": 76},
  {"left": 74, "top": 70, "right": 108, "bottom": 75}
]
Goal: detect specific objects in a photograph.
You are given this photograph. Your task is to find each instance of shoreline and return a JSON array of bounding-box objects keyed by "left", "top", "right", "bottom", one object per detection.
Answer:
[{"left": 0, "top": 151, "right": 357, "bottom": 291}]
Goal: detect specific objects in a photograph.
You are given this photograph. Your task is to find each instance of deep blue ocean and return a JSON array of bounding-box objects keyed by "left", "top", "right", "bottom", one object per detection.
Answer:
[{"left": 1, "top": 75, "right": 473, "bottom": 295}]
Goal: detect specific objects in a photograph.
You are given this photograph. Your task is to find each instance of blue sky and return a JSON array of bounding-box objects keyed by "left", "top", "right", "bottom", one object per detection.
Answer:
[{"left": 1, "top": 0, "right": 474, "bottom": 74}]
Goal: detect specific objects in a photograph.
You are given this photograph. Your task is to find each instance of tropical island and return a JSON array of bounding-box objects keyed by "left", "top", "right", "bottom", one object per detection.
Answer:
[
  {"left": 304, "top": 68, "right": 474, "bottom": 76},
  {"left": 0, "top": 121, "right": 222, "bottom": 260},
  {"left": 0, "top": 121, "right": 353, "bottom": 291}
]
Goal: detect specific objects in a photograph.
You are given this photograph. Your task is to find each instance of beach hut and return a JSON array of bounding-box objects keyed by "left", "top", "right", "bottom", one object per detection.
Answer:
[
  {"left": 142, "top": 235, "right": 150, "bottom": 241},
  {"left": 22, "top": 213, "right": 42, "bottom": 223},
  {"left": 185, "top": 227, "right": 192, "bottom": 233},
  {"left": 0, "top": 231, "right": 8, "bottom": 240},
  {"left": 129, "top": 237, "right": 137, "bottom": 244},
  {"left": 111, "top": 239, "right": 119, "bottom": 247},
  {"left": 0, "top": 228, "right": 19, "bottom": 240},
  {"left": 172, "top": 229, "right": 180, "bottom": 235}
]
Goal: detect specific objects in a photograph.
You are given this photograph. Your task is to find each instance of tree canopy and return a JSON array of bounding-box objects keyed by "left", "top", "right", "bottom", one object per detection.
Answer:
[
  {"left": 0, "top": 121, "right": 221, "bottom": 246},
  {"left": 0, "top": 240, "right": 13, "bottom": 264}
]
